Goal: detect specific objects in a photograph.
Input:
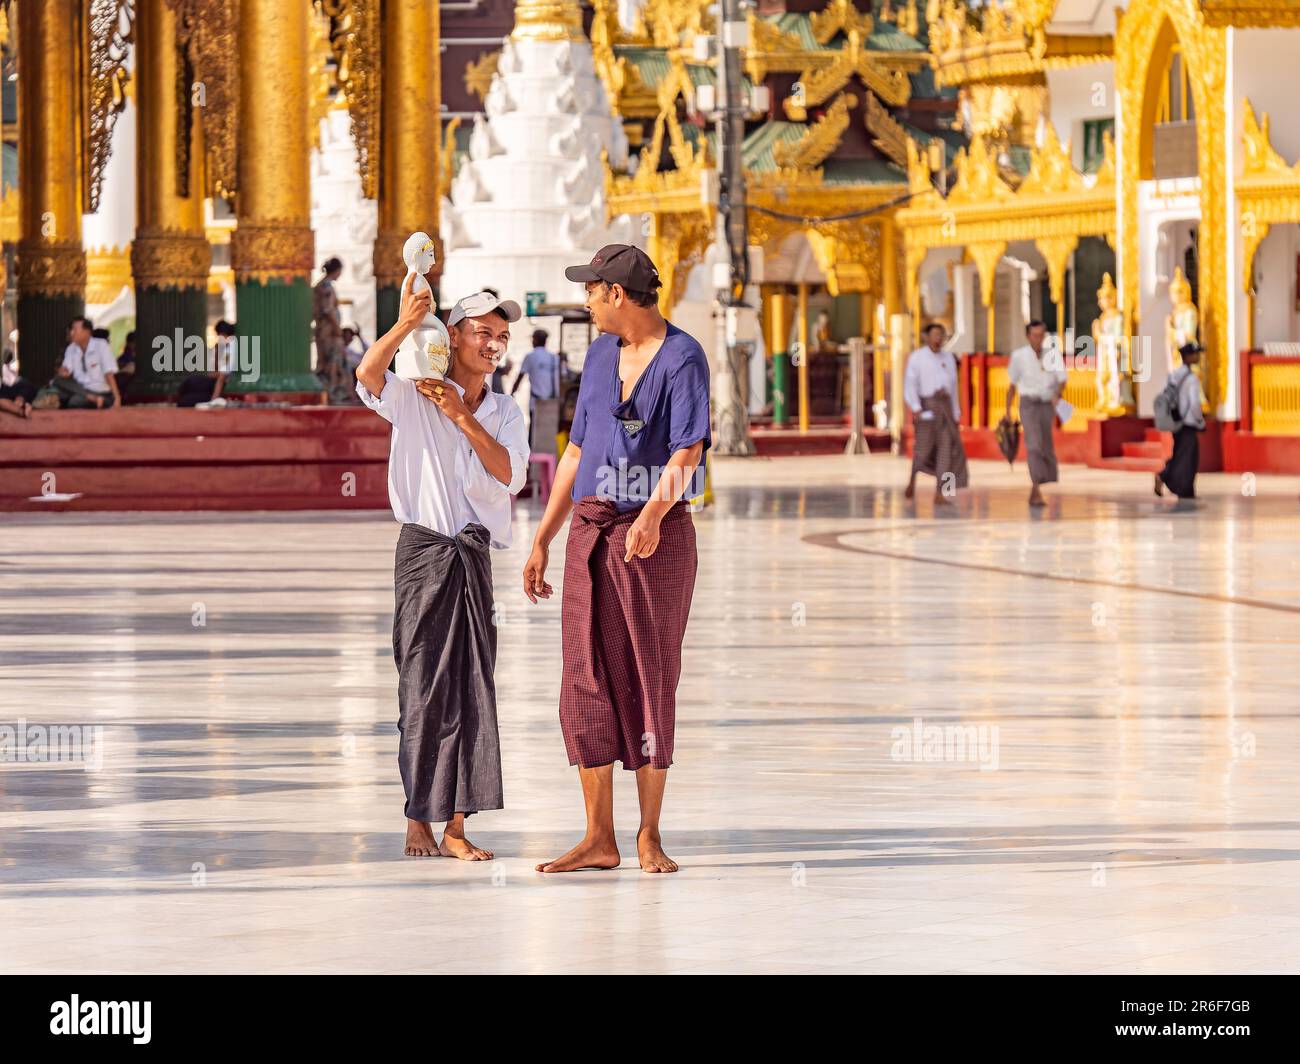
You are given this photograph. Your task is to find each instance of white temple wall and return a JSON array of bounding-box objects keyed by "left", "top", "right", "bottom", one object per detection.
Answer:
[
  {"left": 441, "top": 34, "right": 634, "bottom": 351},
  {"left": 1045, "top": 61, "right": 1114, "bottom": 169},
  {"left": 311, "top": 105, "right": 379, "bottom": 339},
  {"left": 1231, "top": 29, "right": 1300, "bottom": 358},
  {"left": 83, "top": 96, "right": 137, "bottom": 326},
  {"left": 1233, "top": 29, "right": 1300, "bottom": 163},
  {"left": 1252, "top": 223, "right": 1300, "bottom": 350},
  {"left": 1136, "top": 181, "right": 1199, "bottom": 414}
]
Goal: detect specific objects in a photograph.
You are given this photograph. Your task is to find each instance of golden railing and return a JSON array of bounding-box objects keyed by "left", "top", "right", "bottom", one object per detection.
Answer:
[{"left": 1247, "top": 357, "right": 1300, "bottom": 436}]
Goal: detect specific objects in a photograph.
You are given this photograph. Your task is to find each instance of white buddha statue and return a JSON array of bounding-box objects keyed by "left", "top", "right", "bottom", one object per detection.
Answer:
[
  {"left": 394, "top": 231, "right": 452, "bottom": 381},
  {"left": 1165, "top": 267, "right": 1199, "bottom": 374},
  {"left": 1091, "top": 272, "right": 1128, "bottom": 416}
]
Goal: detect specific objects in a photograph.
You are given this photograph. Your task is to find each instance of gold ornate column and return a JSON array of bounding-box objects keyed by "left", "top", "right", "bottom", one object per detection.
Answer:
[
  {"left": 132, "top": 0, "right": 211, "bottom": 397},
  {"left": 374, "top": 0, "right": 441, "bottom": 335},
  {"left": 968, "top": 241, "right": 1005, "bottom": 354},
  {"left": 16, "top": 0, "right": 86, "bottom": 384},
  {"left": 231, "top": 0, "right": 319, "bottom": 394},
  {"left": 881, "top": 216, "right": 901, "bottom": 423},
  {"left": 797, "top": 282, "right": 810, "bottom": 433}
]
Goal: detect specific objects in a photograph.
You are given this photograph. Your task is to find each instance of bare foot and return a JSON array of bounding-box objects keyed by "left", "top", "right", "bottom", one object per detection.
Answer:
[
  {"left": 535, "top": 835, "right": 621, "bottom": 873},
  {"left": 934, "top": 492, "right": 955, "bottom": 507},
  {"left": 1029, "top": 488, "right": 1046, "bottom": 508},
  {"left": 636, "top": 828, "right": 679, "bottom": 874},
  {"left": 404, "top": 819, "right": 439, "bottom": 857},
  {"left": 904, "top": 478, "right": 916, "bottom": 500},
  {"left": 439, "top": 827, "right": 493, "bottom": 861},
  {"left": 1153, "top": 473, "right": 1165, "bottom": 497}
]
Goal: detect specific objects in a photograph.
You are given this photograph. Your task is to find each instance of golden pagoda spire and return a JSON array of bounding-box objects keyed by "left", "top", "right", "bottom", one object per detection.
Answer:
[{"left": 511, "top": 0, "right": 585, "bottom": 42}]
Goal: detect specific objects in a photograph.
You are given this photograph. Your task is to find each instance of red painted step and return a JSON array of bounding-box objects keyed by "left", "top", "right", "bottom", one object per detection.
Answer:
[
  {"left": 1121, "top": 440, "right": 1164, "bottom": 459},
  {"left": 1091, "top": 455, "right": 1165, "bottom": 473},
  {"left": 0, "top": 462, "right": 391, "bottom": 498}
]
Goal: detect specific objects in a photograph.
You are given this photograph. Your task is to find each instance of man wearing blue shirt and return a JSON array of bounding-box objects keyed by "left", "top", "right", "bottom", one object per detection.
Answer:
[
  {"left": 512, "top": 329, "right": 562, "bottom": 448},
  {"left": 522, "top": 244, "right": 710, "bottom": 876}
]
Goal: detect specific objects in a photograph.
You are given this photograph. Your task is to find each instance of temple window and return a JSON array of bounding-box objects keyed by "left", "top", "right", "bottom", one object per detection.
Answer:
[{"left": 1152, "top": 44, "right": 1197, "bottom": 179}]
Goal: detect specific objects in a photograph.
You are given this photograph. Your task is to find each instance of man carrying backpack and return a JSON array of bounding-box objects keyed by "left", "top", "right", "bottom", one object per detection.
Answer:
[{"left": 1154, "top": 342, "right": 1206, "bottom": 501}]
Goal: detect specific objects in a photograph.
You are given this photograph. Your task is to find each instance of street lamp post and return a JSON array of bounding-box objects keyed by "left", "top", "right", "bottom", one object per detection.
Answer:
[{"left": 707, "top": 0, "right": 756, "bottom": 456}]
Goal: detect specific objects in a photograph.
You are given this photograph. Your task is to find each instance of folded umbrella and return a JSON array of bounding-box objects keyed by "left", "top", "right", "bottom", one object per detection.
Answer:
[{"left": 995, "top": 415, "right": 1020, "bottom": 465}]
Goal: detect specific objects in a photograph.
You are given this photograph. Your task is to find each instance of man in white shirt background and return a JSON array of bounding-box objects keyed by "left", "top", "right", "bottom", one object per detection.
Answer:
[
  {"left": 511, "top": 328, "right": 562, "bottom": 448},
  {"left": 904, "top": 322, "right": 968, "bottom": 504},
  {"left": 1006, "top": 319, "right": 1068, "bottom": 508},
  {"left": 356, "top": 282, "right": 528, "bottom": 863},
  {"left": 53, "top": 317, "right": 120, "bottom": 409}
]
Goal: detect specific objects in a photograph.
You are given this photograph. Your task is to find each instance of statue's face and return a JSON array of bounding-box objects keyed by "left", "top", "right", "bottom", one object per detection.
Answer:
[
  {"left": 1098, "top": 290, "right": 1115, "bottom": 312},
  {"left": 403, "top": 233, "right": 436, "bottom": 274},
  {"left": 416, "top": 240, "right": 436, "bottom": 275}
]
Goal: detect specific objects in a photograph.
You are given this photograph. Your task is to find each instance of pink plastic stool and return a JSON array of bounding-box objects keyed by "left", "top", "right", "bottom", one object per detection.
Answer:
[{"left": 527, "top": 453, "right": 557, "bottom": 505}]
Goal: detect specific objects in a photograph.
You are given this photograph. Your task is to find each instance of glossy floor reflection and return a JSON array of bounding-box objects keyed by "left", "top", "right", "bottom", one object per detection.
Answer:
[{"left": 3, "top": 455, "right": 1300, "bottom": 974}]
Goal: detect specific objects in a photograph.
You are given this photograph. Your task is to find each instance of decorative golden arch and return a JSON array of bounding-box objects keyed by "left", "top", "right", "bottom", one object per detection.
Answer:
[{"left": 1116, "top": 0, "right": 1228, "bottom": 408}]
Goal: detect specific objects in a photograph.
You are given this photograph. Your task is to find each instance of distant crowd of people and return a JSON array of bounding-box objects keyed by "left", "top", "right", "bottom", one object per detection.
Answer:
[
  {"left": 0, "top": 316, "right": 249, "bottom": 417},
  {"left": 1, "top": 319, "right": 130, "bottom": 418},
  {"left": 904, "top": 319, "right": 1206, "bottom": 507}
]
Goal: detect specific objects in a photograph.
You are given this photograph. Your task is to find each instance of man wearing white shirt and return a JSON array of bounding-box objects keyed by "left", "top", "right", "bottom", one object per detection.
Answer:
[
  {"left": 54, "top": 318, "right": 120, "bottom": 409},
  {"left": 904, "top": 322, "right": 968, "bottom": 504},
  {"left": 357, "top": 283, "right": 529, "bottom": 862},
  {"left": 1006, "top": 320, "right": 1068, "bottom": 508}
]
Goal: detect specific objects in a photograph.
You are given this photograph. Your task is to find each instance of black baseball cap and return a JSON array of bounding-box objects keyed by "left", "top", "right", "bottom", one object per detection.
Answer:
[{"left": 564, "top": 244, "right": 662, "bottom": 292}]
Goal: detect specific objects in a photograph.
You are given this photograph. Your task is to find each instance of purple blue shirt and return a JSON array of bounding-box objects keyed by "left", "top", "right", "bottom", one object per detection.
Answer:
[{"left": 569, "top": 323, "right": 711, "bottom": 512}]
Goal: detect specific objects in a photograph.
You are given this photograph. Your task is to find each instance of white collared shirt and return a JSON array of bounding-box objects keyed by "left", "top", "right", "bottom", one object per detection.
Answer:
[
  {"left": 357, "top": 371, "right": 529, "bottom": 548},
  {"left": 1007, "top": 343, "right": 1067, "bottom": 402},
  {"left": 904, "top": 346, "right": 960, "bottom": 420},
  {"left": 62, "top": 337, "right": 118, "bottom": 392}
]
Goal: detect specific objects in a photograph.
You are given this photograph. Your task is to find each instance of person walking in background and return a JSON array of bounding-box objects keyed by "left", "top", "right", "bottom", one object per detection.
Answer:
[
  {"left": 512, "top": 328, "right": 561, "bottom": 446},
  {"left": 1006, "top": 320, "right": 1067, "bottom": 508},
  {"left": 904, "top": 322, "right": 967, "bottom": 505},
  {"left": 313, "top": 257, "right": 349, "bottom": 403},
  {"left": 1155, "top": 342, "right": 1206, "bottom": 503}
]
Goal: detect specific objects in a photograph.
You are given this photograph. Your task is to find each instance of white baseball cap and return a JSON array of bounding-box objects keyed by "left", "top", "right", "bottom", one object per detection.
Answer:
[{"left": 447, "top": 291, "right": 522, "bottom": 327}]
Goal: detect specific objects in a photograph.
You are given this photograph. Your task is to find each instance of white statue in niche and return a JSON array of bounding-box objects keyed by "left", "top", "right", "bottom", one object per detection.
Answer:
[{"left": 394, "top": 232, "right": 452, "bottom": 381}]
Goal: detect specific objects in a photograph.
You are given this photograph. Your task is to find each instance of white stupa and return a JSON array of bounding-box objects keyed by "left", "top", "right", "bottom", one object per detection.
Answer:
[
  {"left": 312, "top": 100, "right": 379, "bottom": 339},
  {"left": 440, "top": 0, "right": 636, "bottom": 311}
]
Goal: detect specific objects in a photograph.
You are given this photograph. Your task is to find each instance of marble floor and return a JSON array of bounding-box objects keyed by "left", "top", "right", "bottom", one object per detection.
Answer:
[{"left": 2, "top": 455, "right": 1300, "bottom": 974}]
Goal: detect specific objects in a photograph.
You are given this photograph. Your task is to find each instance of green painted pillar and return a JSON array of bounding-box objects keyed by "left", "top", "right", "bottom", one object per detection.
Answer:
[
  {"left": 17, "top": 293, "right": 82, "bottom": 385},
  {"left": 375, "top": 282, "right": 400, "bottom": 339},
  {"left": 131, "top": 0, "right": 212, "bottom": 398},
  {"left": 770, "top": 288, "right": 790, "bottom": 427},
  {"left": 229, "top": 0, "right": 319, "bottom": 399},
  {"left": 131, "top": 284, "right": 208, "bottom": 397},
  {"left": 229, "top": 278, "right": 320, "bottom": 394}
]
